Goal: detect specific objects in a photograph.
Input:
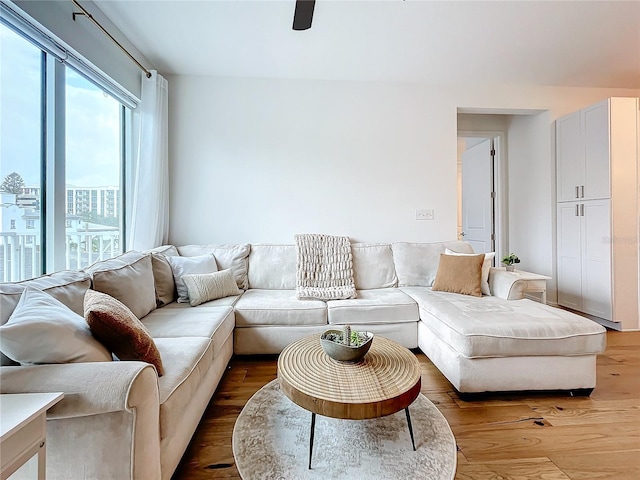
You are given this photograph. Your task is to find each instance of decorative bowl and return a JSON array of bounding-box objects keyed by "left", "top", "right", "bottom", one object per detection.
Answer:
[{"left": 320, "top": 329, "right": 374, "bottom": 363}]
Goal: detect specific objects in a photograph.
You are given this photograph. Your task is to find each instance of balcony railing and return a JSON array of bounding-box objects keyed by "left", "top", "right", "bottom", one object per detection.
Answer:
[{"left": 0, "top": 231, "right": 121, "bottom": 283}]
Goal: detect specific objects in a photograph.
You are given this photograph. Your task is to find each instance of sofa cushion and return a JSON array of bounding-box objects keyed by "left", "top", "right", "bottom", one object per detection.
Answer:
[
  {"left": 155, "top": 337, "right": 215, "bottom": 439},
  {"left": 150, "top": 254, "right": 177, "bottom": 306},
  {"left": 247, "top": 244, "right": 296, "bottom": 289},
  {"left": 327, "top": 289, "right": 419, "bottom": 325},
  {"left": 401, "top": 287, "right": 606, "bottom": 358},
  {"left": 146, "top": 245, "right": 179, "bottom": 307},
  {"left": 146, "top": 245, "right": 179, "bottom": 257},
  {"left": 432, "top": 253, "right": 484, "bottom": 297},
  {"left": 183, "top": 269, "right": 240, "bottom": 307},
  {"left": 392, "top": 241, "right": 474, "bottom": 287},
  {"left": 0, "top": 286, "right": 112, "bottom": 365},
  {"left": 85, "top": 251, "right": 157, "bottom": 320},
  {"left": 142, "top": 306, "right": 234, "bottom": 352},
  {"left": 167, "top": 254, "right": 218, "bottom": 303},
  {"left": 0, "top": 270, "right": 91, "bottom": 324},
  {"left": 177, "top": 244, "right": 250, "bottom": 290},
  {"left": 84, "top": 290, "right": 164, "bottom": 376},
  {"left": 351, "top": 243, "right": 398, "bottom": 289},
  {"left": 234, "top": 289, "right": 327, "bottom": 327}
]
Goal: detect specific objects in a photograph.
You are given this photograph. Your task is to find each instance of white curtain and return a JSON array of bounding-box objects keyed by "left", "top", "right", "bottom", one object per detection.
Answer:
[{"left": 128, "top": 70, "right": 169, "bottom": 250}]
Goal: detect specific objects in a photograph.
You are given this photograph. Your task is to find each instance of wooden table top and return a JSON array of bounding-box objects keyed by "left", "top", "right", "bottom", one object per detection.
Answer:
[{"left": 278, "top": 334, "right": 421, "bottom": 420}]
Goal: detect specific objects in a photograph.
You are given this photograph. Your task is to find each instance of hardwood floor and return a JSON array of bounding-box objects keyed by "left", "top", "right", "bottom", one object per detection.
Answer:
[{"left": 173, "top": 331, "right": 640, "bottom": 479}]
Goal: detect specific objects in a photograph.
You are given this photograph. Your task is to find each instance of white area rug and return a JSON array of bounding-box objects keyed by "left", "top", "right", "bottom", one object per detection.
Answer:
[{"left": 232, "top": 380, "right": 457, "bottom": 480}]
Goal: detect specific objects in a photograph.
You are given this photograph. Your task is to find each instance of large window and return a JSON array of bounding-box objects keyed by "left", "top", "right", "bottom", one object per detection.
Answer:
[
  {"left": 0, "top": 24, "right": 43, "bottom": 282},
  {"left": 0, "top": 18, "right": 129, "bottom": 282},
  {"left": 65, "top": 69, "right": 123, "bottom": 270}
]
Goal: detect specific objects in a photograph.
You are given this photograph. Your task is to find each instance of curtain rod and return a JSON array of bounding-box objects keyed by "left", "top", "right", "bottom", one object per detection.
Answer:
[{"left": 69, "top": 0, "right": 152, "bottom": 78}]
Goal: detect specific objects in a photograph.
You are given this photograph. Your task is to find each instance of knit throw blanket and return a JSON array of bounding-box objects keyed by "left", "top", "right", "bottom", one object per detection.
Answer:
[{"left": 295, "top": 234, "right": 357, "bottom": 301}]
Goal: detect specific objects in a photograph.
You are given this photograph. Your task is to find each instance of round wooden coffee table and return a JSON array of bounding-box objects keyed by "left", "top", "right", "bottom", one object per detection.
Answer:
[{"left": 278, "top": 334, "right": 421, "bottom": 469}]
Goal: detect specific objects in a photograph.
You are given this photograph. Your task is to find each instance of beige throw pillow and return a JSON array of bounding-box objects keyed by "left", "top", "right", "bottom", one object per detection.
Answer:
[
  {"left": 182, "top": 269, "right": 241, "bottom": 307},
  {"left": 84, "top": 290, "right": 164, "bottom": 376},
  {"left": 432, "top": 254, "right": 484, "bottom": 297},
  {"left": 0, "top": 286, "right": 112, "bottom": 365},
  {"left": 445, "top": 249, "right": 495, "bottom": 296}
]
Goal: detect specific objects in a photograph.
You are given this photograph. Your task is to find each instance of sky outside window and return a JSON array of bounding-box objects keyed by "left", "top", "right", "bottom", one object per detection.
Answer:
[
  {"left": 1, "top": 24, "right": 121, "bottom": 189},
  {"left": 0, "top": 24, "right": 41, "bottom": 188}
]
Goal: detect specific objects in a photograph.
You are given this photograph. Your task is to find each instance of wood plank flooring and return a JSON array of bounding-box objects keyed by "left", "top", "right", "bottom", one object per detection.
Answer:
[{"left": 172, "top": 331, "right": 640, "bottom": 479}]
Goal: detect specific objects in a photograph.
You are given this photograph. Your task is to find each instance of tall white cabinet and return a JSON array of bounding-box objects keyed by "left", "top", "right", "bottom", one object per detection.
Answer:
[{"left": 556, "top": 97, "right": 639, "bottom": 331}]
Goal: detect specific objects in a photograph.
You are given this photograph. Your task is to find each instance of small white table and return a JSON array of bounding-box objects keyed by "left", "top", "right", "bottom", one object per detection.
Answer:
[
  {"left": 1, "top": 393, "right": 64, "bottom": 480},
  {"left": 507, "top": 269, "right": 551, "bottom": 304}
]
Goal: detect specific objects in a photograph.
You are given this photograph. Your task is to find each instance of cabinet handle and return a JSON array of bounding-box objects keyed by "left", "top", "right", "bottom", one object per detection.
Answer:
[
  {"left": 580, "top": 185, "right": 584, "bottom": 198},
  {"left": 580, "top": 204, "right": 584, "bottom": 216},
  {"left": 575, "top": 204, "right": 579, "bottom": 216},
  {"left": 575, "top": 186, "right": 580, "bottom": 198}
]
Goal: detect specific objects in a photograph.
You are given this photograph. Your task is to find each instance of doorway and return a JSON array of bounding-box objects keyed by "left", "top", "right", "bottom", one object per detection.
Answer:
[
  {"left": 457, "top": 134, "right": 504, "bottom": 259},
  {"left": 458, "top": 137, "right": 497, "bottom": 254}
]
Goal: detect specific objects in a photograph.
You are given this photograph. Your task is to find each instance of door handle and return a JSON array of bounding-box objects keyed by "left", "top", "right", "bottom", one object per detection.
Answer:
[
  {"left": 575, "top": 186, "right": 579, "bottom": 198},
  {"left": 575, "top": 204, "right": 579, "bottom": 216},
  {"left": 580, "top": 204, "right": 584, "bottom": 216},
  {"left": 460, "top": 232, "right": 466, "bottom": 237},
  {"left": 580, "top": 185, "right": 584, "bottom": 198}
]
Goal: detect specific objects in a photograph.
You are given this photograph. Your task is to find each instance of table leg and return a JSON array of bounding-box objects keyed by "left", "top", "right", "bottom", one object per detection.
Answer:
[
  {"left": 38, "top": 440, "right": 46, "bottom": 480},
  {"left": 308, "top": 412, "right": 316, "bottom": 469},
  {"left": 405, "top": 407, "right": 416, "bottom": 451}
]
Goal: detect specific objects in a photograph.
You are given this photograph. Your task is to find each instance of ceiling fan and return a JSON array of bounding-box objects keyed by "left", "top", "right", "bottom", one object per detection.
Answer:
[{"left": 293, "top": 0, "right": 316, "bottom": 30}]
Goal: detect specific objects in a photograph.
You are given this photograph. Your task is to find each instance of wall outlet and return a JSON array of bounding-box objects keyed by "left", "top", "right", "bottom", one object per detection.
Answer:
[{"left": 416, "top": 209, "right": 434, "bottom": 220}]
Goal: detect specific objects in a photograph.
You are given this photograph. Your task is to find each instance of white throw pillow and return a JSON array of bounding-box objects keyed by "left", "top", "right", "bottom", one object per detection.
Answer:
[
  {"left": 167, "top": 254, "right": 218, "bottom": 303},
  {"left": 182, "top": 269, "right": 241, "bottom": 307},
  {"left": 0, "top": 286, "right": 112, "bottom": 364},
  {"left": 444, "top": 249, "right": 495, "bottom": 296}
]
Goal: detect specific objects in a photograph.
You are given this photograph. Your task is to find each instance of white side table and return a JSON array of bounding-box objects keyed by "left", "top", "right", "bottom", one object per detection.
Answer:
[
  {"left": 508, "top": 269, "right": 551, "bottom": 304},
  {"left": 0, "top": 393, "right": 64, "bottom": 480}
]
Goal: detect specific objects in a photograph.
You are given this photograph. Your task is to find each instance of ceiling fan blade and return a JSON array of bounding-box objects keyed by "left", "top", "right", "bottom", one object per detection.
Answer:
[{"left": 292, "top": 0, "right": 315, "bottom": 31}]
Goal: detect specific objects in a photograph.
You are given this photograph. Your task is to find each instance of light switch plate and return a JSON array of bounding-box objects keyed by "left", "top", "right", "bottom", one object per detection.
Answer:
[{"left": 416, "top": 209, "right": 434, "bottom": 220}]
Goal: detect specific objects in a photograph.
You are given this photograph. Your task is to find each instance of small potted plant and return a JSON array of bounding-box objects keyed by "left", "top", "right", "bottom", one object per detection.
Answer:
[
  {"left": 321, "top": 325, "right": 373, "bottom": 363},
  {"left": 502, "top": 253, "right": 520, "bottom": 272}
]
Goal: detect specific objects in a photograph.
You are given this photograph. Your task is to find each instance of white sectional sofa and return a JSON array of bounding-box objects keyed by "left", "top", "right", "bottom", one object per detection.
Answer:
[{"left": 0, "top": 240, "right": 607, "bottom": 479}]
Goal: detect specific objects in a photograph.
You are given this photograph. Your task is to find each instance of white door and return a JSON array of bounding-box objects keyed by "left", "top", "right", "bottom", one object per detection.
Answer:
[
  {"left": 461, "top": 139, "right": 493, "bottom": 253},
  {"left": 583, "top": 101, "right": 611, "bottom": 200},
  {"left": 582, "top": 199, "right": 612, "bottom": 319},
  {"left": 556, "top": 111, "right": 583, "bottom": 202},
  {"left": 557, "top": 202, "right": 583, "bottom": 311}
]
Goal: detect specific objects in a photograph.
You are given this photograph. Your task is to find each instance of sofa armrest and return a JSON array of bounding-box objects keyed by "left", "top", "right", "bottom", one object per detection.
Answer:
[
  {"left": 0, "top": 361, "right": 158, "bottom": 418},
  {"left": 0, "top": 361, "right": 161, "bottom": 480},
  {"left": 488, "top": 268, "right": 528, "bottom": 300}
]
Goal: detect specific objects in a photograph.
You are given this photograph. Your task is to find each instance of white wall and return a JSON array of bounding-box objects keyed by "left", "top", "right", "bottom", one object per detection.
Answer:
[
  {"left": 507, "top": 112, "right": 558, "bottom": 303},
  {"left": 168, "top": 76, "right": 639, "bottom": 251}
]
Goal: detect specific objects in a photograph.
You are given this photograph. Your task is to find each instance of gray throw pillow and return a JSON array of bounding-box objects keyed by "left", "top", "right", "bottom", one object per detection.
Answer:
[{"left": 167, "top": 254, "right": 218, "bottom": 303}]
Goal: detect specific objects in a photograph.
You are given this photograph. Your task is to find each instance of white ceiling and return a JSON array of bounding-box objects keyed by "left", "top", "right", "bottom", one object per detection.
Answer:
[{"left": 95, "top": 0, "right": 640, "bottom": 88}]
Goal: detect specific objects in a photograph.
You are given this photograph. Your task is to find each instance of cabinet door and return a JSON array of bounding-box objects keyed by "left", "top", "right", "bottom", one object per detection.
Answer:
[
  {"left": 581, "top": 200, "right": 612, "bottom": 320},
  {"left": 556, "top": 112, "right": 583, "bottom": 202},
  {"left": 583, "top": 101, "right": 611, "bottom": 200},
  {"left": 557, "top": 202, "right": 582, "bottom": 310}
]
